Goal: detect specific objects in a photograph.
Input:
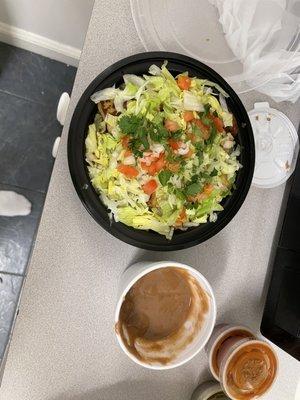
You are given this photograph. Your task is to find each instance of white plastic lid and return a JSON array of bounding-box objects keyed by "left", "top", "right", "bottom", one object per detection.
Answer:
[
  {"left": 248, "top": 102, "right": 299, "bottom": 188},
  {"left": 131, "top": 0, "right": 247, "bottom": 93},
  {"left": 130, "top": 0, "right": 300, "bottom": 94}
]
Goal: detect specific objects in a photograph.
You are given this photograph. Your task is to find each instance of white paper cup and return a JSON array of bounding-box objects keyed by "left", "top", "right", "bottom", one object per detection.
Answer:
[{"left": 115, "top": 261, "right": 216, "bottom": 370}]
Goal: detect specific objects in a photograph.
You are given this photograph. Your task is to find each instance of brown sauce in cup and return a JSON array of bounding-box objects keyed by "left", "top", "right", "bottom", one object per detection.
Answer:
[
  {"left": 116, "top": 267, "right": 209, "bottom": 365},
  {"left": 224, "top": 341, "right": 278, "bottom": 399}
]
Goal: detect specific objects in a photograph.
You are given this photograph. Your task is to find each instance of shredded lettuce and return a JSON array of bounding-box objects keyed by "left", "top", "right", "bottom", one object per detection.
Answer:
[
  {"left": 123, "top": 74, "right": 145, "bottom": 88},
  {"left": 90, "top": 87, "right": 118, "bottom": 103},
  {"left": 85, "top": 124, "right": 97, "bottom": 156},
  {"left": 148, "top": 64, "right": 162, "bottom": 76},
  {"left": 116, "top": 207, "right": 172, "bottom": 238},
  {"left": 195, "top": 78, "right": 229, "bottom": 98},
  {"left": 183, "top": 91, "right": 204, "bottom": 112},
  {"left": 202, "top": 94, "right": 233, "bottom": 127}
]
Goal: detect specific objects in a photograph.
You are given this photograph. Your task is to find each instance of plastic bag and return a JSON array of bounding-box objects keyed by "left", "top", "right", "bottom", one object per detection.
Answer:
[{"left": 210, "top": 0, "right": 300, "bottom": 102}]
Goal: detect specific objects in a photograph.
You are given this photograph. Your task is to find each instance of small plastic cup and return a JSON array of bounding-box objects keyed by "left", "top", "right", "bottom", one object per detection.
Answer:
[
  {"left": 205, "top": 324, "right": 255, "bottom": 380},
  {"left": 219, "top": 339, "right": 278, "bottom": 399},
  {"left": 115, "top": 261, "right": 216, "bottom": 369}
]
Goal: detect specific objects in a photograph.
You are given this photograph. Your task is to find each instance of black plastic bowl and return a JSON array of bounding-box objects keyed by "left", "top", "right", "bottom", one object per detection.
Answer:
[{"left": 68, "top": 52, "right": 255, "bottom": 251}]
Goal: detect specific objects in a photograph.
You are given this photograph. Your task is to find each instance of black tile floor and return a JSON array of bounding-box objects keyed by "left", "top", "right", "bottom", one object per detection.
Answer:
[{"left": 0, "top": 42, "right": 76, "bottom": 363}]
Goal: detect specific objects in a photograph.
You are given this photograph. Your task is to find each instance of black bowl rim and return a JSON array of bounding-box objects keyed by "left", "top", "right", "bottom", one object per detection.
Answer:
[{"left": 68, "top": 51, "right": 255, "bottom": 251}]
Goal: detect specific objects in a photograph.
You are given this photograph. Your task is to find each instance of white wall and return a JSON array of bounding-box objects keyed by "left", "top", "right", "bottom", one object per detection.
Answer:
[{"left": 0, "top": 0, "right": 94, "bottom": 65}]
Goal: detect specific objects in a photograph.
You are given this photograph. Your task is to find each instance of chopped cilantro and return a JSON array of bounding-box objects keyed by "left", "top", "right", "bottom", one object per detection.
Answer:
[
  {"left": 118, "top": 115, "right": 142, "bottom": 135},
  {"left": 200, "top": 171, "right": 211, "bottom": 180},
  {"left": 202, "top": 115, "right": 212, "bottom": 126},
  {"left": 185, "top": 182, "right": 201, "bottom": 196},
  {"left": 186, "top": 202, "right": 198, "bottom": 210},
  {"left": 190, "top": 174, "right": 199, "bottom": 183},
  {"left": 210, "top": 168, "right": 218, "bottom": 177},
  {"left": 172, "top": 129, "right": 184, "bottom": 140},
  {"left": 158, "top": 170, "right": 172, "bottom": 186},
  {"left": 166, "top": 150, "right": 181, "bottom": 163},
  {"left": 149, "top": 123, "right": 168, "bottom": 143},
  {"left": 174, "top": 188, "right": 186, "bottom": 201},
  {"left": 118, "top": 115, "right": 150, "bottom": 155},
  {"left": 191, "top": 124, "right": 202, "bottom": 137},
  {"left": 204, "top": 103, "right": 211, "bottom": 115},
  {"left": 206, "top": 125, "right": 217, "bottom": 145}
]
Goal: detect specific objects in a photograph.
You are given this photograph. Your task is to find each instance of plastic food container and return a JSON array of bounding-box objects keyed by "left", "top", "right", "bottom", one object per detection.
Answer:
[
  {"left": 114, "top": 261, "right": 216, "bottom": 369},
  {"left": 248, "top": 102, "right": 299, "bottom": 188},
  {"left": 205, "top": 324, "right": 255, "bottom": 380},
  {"left": 68, "top": 52, "right": 255, "bottom": 251},
  {"left": 130, "top": 0, "right": 300, "bottom": 96},
  {"left": 219, "top": 339, "right": 278, "bottom": 399},
  {"left": 205, "top": 324, "right": 278, "bottom": 399}
]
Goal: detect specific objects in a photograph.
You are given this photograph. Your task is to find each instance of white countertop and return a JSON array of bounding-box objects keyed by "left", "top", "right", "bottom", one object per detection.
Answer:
[{"left": 1, "top": 1, "right": 299, "bottom": 399}]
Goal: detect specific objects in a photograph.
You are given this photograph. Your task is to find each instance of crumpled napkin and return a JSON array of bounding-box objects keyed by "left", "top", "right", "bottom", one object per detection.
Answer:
[{"left": 210, "top": 0, "right": 300, "bottom": 102}]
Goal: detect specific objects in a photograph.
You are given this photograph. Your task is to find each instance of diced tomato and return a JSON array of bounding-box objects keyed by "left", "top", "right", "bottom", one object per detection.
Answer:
[
  {"left": 194, "top": 119, "right": 209, "bottom": 132},
  {"left": 177, "top": 75, "right": 191, "bottom": 90},
  {"left": 124, "top": 148, "right": 132, "bottom": 157},
  {"left": 117, "top": 164, "right": 139, "bottom": 178},
  {"left": 165, "top": 119, "right": 180, "bottom": 132},
  {"left": 141, "top": 153, "right": 165, "bottom": 175},
  {"left": 204, "top": 183, "right": 214, "bottom": 195},
  {"left": 193, "top": 119, "right": 210, "bottom": 140},
  {"left": 142, "top": 179, "right": 158, "bottom": 195},
  {"left": 168, "top": 139, "right": 181, "bottom": 150},
  {"left": 148, "top": 163, "right": 157, "bottom": 176},
  {"left": 141, "top": 162, "right": 156, "bottom": 176},
  {"left": 140, "top": 162, "right": 147, "bottom": 171},
  {"left": 213, "top": 116, "right": 224, "bottom": 132},
  {"left": 208, "top": 114, "right": 223, "bottom": 133},
  {"left": 154, "top": 153, "right": 166, "bottom": 172},
  {"left": 121, "top": 136, "right": 130, "bottom": 148},
  {"left": 141, "top": 161, "right": 149, "bottom": 171},
  {"left": 183, "top": 111, "right": 194, "bottom": 122},
  {"left": 167, "top": 162, "right": 180, "bottom": 173},
  {"left": 141, "top": 161, "right": 151, "bottom": 173},
  {"left": 188, "top": 183, "right": 214, "bottom": 203},
  {"left": 188, "top": 192, "right": 205, "bottom": 203},
  {"left": 176, "top": 208, "right": 187, "bottom": 225}
]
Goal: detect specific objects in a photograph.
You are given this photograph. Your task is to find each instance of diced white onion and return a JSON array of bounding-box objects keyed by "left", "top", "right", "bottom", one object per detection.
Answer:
[
  {"left": 123, "top": 155, "right": 135, "bottom": 165},
  {"left": 223, "top": 140, "right": 234, "bottom": 149},
  {"left": 150, "top": 143, "right": 164, "bottom": 154},
  {"left": 177, "top": 142, "right": 190, "bottom": 155}
]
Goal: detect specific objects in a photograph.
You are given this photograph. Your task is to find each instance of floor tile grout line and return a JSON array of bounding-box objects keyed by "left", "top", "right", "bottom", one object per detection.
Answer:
[
  {"left": 0, "top": 182, "right": 47, "bottom": 196},
  {"left": 0, "top": 89, "right": 48, "bottom": 106},
  {"left": 0, "top": 271, "right": 24, "bottom": 278}
]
